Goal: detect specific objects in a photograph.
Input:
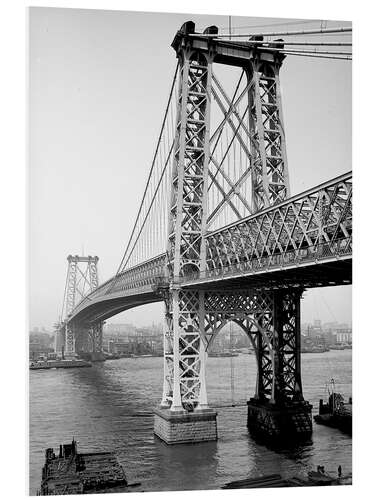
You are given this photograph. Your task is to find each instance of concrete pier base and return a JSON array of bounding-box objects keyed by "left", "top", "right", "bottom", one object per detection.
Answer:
[
  {"left": 247, "top": 398, "right": 312, "bottom": 443},
  {"left": 154, "top": 408, "right": 217, "bottom": 444}
]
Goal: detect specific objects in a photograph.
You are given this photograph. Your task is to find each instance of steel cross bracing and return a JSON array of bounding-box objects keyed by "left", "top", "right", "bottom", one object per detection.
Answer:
[
  {"left": 163, "top": 21, "right": 305, "bottom": 412},
  {"left": 188, "top": 171, "right": 352, "bottom": 286},
  {"left": 65, "top": 171, "right": 352, "bottom": 327},
  {"left": 61, "top": 22, "right": 352, "bottom": 419},
  {"left": 59, "top": 255, "right": 102, "bottom": 356},
  {"left": 160, "top": 287, "right": 303, "bottom": 407}
]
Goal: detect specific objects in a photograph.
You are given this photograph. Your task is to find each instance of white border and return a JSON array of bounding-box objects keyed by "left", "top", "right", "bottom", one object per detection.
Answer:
[{"left": 0, "top": 1, "right": 372, "bottom": 499}]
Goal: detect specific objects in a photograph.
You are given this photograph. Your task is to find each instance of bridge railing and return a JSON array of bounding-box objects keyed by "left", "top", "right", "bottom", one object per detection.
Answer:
[
  {"left": 68, "top": 172, "right": 352, "bottom": 317},
  {"left": 180, "top": 236, "right": 351, "bottom": 284},
  {"left": 202, "top": 171, "right": 352, "bottom": 276}
]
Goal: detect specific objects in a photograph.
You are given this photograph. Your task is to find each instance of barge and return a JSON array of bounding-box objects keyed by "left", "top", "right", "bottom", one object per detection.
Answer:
[
  {"left": 314, "top": 381, "right": 352, "bottom": 435},
  {"left": 38, "top": 439, "right": 128, "bottom": 495},
  {"left": 30, "top": 359, "right": 92, "bottom": 370}
]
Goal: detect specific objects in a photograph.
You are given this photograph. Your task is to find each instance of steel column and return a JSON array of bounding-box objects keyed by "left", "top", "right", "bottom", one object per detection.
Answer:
[{"left": 164, "top": 30, "right": 214, "bottom": 412}]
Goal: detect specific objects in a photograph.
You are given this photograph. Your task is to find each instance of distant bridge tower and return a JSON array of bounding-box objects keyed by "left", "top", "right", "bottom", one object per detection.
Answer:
[
  {"left": 154, "top": 22, "right": 311, "bottom": 445},
  {"left": 60, "top": 255, "right": 102, "bottom": 357}
]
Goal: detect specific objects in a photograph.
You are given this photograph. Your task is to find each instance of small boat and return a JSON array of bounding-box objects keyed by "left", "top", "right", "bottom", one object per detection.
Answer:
[
  {"left": 314, "top": 379, "right": 352, "bottom": 435},
  {"left": 307, "top": 469, "right": 337, "bottom": 485},
  {"left": 208, "top": 351, "right": 239, "bottom": 357},
  {"left": 30, "top": 358, "right": 92, "bottom": 370},
  {"left": 301, "top": 345, "right": 329, "bottom": 353}
]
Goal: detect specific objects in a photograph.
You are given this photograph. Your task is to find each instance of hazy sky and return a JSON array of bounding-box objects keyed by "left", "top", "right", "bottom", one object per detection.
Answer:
[{"left": 29, "top": 7, "right": 352, "bottom": 329}]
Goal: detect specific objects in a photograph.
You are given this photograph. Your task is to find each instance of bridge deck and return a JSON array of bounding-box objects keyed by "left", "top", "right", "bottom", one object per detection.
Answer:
[{"left": 67, "top": 172, "right": 352, "bottom": 325}]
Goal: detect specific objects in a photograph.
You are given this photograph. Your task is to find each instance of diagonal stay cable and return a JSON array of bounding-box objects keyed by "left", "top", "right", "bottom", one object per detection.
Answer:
[
  {"left": 208, "top": 106, "right": 252, "bottom": 216},
  {"left": 209, "top": 69, "right": 244, "bottom": 172}
]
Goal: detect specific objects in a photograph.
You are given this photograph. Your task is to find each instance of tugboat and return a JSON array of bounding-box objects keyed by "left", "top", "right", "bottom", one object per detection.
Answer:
[{"left": 314, "top": 379, "right": 352, "bottom": 435}]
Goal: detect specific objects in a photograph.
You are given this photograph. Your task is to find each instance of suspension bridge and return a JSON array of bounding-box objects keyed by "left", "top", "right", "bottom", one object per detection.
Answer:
[{"left": 55, "top": 21, "right": 352, "bottom": 445}]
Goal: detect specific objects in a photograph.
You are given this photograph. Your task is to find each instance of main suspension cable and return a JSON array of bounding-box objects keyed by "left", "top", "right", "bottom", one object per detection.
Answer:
[{"left": 60, "top": 265, "right": 70, "bottom": 322}]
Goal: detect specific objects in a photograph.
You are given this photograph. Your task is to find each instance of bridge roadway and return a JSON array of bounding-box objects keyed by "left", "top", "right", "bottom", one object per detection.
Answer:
[{"left": 68, "top": 171, "right": 352, "bottom": 326}]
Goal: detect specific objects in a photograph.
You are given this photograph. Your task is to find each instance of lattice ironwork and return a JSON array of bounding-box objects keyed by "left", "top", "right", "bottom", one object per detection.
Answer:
[
  {"left": 60, "top": 23, "right": 352, "bottom": 427},
  {"left": 202, "top": 289, "right": 275, "bottom": 401},
  {"left": 204, "top": 172, "right": 352, "bottom": 276},
  {"left": 160, "top": 287, "right": 305, "bottom": 408},
  {"left": 64, "top": 255, "right": 100, "bottom": 316},
  {"left": 203, "top": 288, "right": 304, "bottom": 403},
  {"left": 160, "top": 289, "right": 207, "bottom": 411},
  {"left": 248, "top": 59, "right": 290, "bottom": 211},
  {"left": 272, "top": 289, "right": 303, "bottom": 403},
  {"left": 167, "top": 47, "right": 213, "bottom": 278},
  {"left": 62, "top": 255, "right": 100, "bottom": 354},
  {"left": 90, "top": 322, "right": 103, "bottom": 353},
  {"left": 65, "top": 323, "right": 75, "bottom": 356}
]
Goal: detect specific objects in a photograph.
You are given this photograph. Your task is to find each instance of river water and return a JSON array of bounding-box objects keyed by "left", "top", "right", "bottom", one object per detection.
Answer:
[{"left": 29, "top": 350, "right": 352, "bottom": 494}]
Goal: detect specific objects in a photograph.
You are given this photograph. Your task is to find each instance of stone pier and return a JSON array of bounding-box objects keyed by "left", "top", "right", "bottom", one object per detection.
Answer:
[{"left": 154, "top": 408, "right": 217, "bottom": 445}]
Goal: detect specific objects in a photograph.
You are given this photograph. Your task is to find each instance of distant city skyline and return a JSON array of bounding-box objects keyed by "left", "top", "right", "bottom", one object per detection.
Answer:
[{"left": 30, "top": 313, "right": 352, "bottom": 334}]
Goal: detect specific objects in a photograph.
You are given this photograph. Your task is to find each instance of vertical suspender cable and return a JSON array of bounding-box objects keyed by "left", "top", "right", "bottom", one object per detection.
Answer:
[{"left": 113, "top": 62, "right": 179, "bottom": 278}]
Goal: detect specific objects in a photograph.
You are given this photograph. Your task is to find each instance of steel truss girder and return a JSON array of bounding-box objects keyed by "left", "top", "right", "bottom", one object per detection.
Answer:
[
  {"left": 90, "top": 322, "right": 103, "bottom": 352},
  {"left": 167, "top": 47, "right": 213, "bottom": 278},
  {"left": 63, "top": 255, "right": 100, "bottom": 353},
  {"left": 248, "top": 61, "right": 290, "bottom": 211},
  {"left": 67, "top": 174, "right": 352, "bottom": 325},
  {"left": 161, "top": 287, "right": 305, "bottom": 410},
  {"left": 63, "top": 321, "right": 103, "bottom": 355},
  {"left": 65, "top": 323, "right": 75, "bottom": 355},
  {"left": 161, "top": 288, "right": 208, "bottom": 411},
  {"left": 205, "top": 173, "right": 352, "bottom": 277},
  {"left": 64, "top": 255, "right": 100, "bottom": 316}
]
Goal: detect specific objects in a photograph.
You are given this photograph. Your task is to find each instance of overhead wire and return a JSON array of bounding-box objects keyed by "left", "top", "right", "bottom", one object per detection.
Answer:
[
  {"left": 282, "top": 52, "right": 351, "bottom": 61},
  {"left": 267, "top": 48, "right": 352, "bottom": 56},
  {"left": 242, "top": 40, "right": 351, "bottom": 47},
  {"left": 209, "top": 18, "right": 332, "bottom": 31},
  {"left": 193, "top": 26, "right": 352, "bottom": 38}
]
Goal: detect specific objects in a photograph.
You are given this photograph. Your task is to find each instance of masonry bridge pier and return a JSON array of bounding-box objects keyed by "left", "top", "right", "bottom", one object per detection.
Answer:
[{"left": 55, "top": 21, "right": 352, "bottom": 446}]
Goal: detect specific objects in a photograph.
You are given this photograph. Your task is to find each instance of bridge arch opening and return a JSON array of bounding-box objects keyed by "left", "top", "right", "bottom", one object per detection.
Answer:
[{"left": 206, "top": 319, "right": 258, "bottom": 407}]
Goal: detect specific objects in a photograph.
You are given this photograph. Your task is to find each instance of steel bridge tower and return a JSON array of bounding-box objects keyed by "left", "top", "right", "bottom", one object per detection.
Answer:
[
  {"left": 154, "top": 22, "right": 312, "bottom": 445},
  {"left": 57, "top": 255, "right": 104, "bottom": 360}
]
